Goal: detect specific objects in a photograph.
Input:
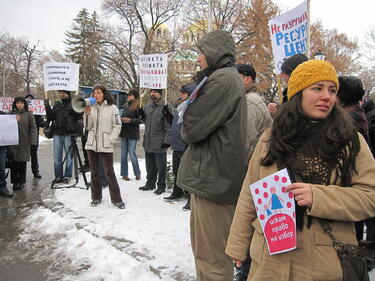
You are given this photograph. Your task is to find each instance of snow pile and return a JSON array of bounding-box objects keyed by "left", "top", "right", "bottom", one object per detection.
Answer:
[{"left": 21, "top": 159, "right": 195, "bottom": 281}]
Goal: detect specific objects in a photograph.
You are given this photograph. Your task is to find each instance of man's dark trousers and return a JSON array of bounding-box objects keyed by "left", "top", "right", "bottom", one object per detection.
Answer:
[
  {"left": 172, "top": 150, "right": 184, "bottom": 196},
  {"left": 145, "top": 152, "right": 166, "bottom": 189},
  {"left": 30, "top": 144, "right": 39, "bottom": 175}
]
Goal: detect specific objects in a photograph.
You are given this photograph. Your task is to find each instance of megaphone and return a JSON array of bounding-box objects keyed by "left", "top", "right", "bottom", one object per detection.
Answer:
[{"left": 72, "top": 96, "right": 96, "bottom": 113}]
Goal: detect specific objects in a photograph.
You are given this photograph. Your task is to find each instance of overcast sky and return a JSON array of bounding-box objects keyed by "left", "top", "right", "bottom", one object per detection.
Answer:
[
  {"left": 0, "top": 0, "right": 103, "bottom": 52},
  {"left": 0, "top": 0, "right": 374, "bottom": 53}
]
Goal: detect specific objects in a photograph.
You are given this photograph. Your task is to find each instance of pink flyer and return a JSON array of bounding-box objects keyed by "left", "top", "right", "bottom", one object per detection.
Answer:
[{"left": 249, "top": 168, "right": 296, "bottom": 255}]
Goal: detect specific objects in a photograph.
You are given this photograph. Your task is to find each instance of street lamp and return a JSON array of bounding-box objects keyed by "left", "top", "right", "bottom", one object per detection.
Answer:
[{"left": 314, "top": 50, "right": 326, "bottom": 60}]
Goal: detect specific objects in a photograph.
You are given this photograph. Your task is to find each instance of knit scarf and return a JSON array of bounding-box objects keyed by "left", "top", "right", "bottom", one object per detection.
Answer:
[{"left": 280, "top": 121, "right": 360, "bottom": 230}]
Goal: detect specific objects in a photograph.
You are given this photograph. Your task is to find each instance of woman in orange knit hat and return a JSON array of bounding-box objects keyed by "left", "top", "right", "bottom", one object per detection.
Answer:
[{"left": 226, "top": 60, "right": 375, "bottom": 281}]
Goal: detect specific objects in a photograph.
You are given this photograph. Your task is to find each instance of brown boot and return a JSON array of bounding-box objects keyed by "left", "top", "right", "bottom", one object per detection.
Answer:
[{"left": 122, "top": 176, "right": 130, "bottom": 181}]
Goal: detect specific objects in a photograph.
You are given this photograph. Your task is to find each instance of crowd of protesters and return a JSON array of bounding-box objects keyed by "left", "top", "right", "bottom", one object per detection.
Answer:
[{"left": 0, "top": 29, "right": 375, "bottom": 281}]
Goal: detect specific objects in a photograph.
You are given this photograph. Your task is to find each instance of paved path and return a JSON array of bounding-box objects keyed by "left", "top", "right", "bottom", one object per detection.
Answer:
[{"left": 0, "top": 139, "right": 54, "bottom": 281}]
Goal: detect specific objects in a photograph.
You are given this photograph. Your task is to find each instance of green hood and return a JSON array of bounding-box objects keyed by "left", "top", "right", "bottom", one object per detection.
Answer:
[{"left": 196, "top": 30, "right": 236, "bottom": 73}]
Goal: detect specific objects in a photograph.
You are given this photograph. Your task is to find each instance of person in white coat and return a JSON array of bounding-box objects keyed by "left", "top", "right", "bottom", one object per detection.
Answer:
[{"left": 84, "top": 85, "right": 124, "bottom": 209}]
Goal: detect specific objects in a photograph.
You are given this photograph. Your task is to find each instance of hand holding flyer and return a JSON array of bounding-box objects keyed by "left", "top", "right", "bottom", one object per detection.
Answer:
[{"left": 249, "top": 168, "right": 296, "bottom": 255}]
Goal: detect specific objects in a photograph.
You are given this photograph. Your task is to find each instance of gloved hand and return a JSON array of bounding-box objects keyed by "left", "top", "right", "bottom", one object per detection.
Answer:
[
  {"left": 162, "top": 105, "right": 169, "bottom": 116},
  {"left": 138, "top": 107, "right": 144, "bottom": 118},
  {"left": 161, "top": 143, "right": 170, "bottom": 149}
]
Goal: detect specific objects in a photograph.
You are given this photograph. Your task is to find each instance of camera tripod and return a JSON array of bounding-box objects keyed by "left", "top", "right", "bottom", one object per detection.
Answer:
[{"left": 51, "top": 135, "right": 90, "bottom": 190}]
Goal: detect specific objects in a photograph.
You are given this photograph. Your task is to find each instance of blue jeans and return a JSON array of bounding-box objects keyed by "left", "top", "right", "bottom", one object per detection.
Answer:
[
  {"left": 53, "top": 135, "right": 73, "bottom": 179},
  {"left": 120, "top": 138, "right": 140, "bottom": 177},
  {"left": 0, "top": 146, "right": 7, "bottom": 189}
]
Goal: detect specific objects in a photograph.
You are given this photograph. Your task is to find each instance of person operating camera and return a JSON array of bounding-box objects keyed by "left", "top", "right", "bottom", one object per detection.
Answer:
[{"left": 45, "top": 90, "right": 82, "bottom": 184}]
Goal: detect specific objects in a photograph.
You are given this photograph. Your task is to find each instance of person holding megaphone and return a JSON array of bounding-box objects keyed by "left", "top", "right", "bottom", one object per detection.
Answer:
[{"left": 83, "top": 85, "right": 125, "bottom": 209}]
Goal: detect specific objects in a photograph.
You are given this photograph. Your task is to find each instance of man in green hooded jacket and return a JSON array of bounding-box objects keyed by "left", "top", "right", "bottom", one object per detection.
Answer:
[{"left": 177, "top": 30, "right": 247, "bottom": 281}]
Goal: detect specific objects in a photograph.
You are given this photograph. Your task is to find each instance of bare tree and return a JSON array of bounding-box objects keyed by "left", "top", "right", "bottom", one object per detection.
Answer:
[
  {"left": 101, "top": 0, "right": 183, "bottom": 91},
  {"left": 1, "top": 34, "right": 25, "bottom": 96},
  {"left": 359, "top": 66, "right": 375, "bottom": 99},
  {"left": 236, "top": 0, "right": 279, "bottom": 103},
  {"left": 363, "top": 26, "right": 375, "bottom": 63},
  {"left": 310, "top": 21, "right": 361, "bottom": 75},
  {"left": 19, "top": 41, "right": 41, "bottom": 94},
  {"left": 184, "top": 0, "right": 248, "bottom": 34},
  {"left": 0, "top": 32, "right": 42, "bottom": 97}
]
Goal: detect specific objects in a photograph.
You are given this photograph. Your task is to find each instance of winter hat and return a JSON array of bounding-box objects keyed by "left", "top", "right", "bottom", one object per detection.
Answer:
[
  {"left": 25, "top": 93, "right": 35, "bottom": 99},
  {"left": 363, "top": 99, "right": 375, "bottom": 114},
  {"left": 150, "top": 89, "right": 163, "bottom": 95},
  {"left": 337, "top": 76, "right": 365, "bottom": 105},
  {"left": 281, "top": 54, "right": 309, "bottom": 76},
  {"left": 57, "top": 90, "right": 71, "bottom": 96},
  {"left": 236, "top": 64, "right": 256, "bottom": 81},
  {"left": 287, "top": 60, "right": 339, "bottom": 100},
  {"left": 180, "top": 83, "right": 197, "bottom": 96},
  {"left": 127, "top": 89, "right": 139, "bottom": 99}
]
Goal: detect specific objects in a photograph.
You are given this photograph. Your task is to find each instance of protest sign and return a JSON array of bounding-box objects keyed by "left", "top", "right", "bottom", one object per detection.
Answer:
[
  {"left": 269, "top": 0, "right": 309, "bottom": 73},
  {"left": 0, "top": 97, "right": 46, "bottom": 115},
  {"left": 0, "top": 97, "right": 13, "bottom": 112},
  {"left": 0, "top": 115, "right": 18, "bottom": 146},
  {"left": 27, "top": 99, "right": 46, "bottom": 115},
  {"left": 43, "top": 62, "right": 80, "bottom": 92},
  {"left": 139, "top": 54, "right": 168, "bottom": 89},
  {"left": 249, "top": 168, "right": 296, "bottom": 255}
]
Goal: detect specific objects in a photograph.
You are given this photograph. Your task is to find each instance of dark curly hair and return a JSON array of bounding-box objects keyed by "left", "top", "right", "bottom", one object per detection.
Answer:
[
  {"left": 92, "top": 85, "right": 114, "bottom": 105},
  {"left": 261, "top": 91, "right": 360, "bottom": 187},
  {"left": 12, "top": 96, "right": 29, "bottom": 112}
]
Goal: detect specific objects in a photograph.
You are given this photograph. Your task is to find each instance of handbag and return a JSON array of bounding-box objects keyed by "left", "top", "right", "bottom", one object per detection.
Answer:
[
  {"left": 318, "top": 219, "right": 372, "bottom": 281},
  {"left": 43, "top": 121, "right": 54, "bottom": 139}
]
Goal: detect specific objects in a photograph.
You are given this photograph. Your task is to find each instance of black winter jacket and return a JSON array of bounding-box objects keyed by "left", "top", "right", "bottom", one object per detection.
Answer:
[
  {"left": 165, "top": 104, "right": 187, "bottom": 152},
  {"left": 119, "top": 101, "right": 141, "bottom": 140},
  {"left": 45, "top": 98, "right": 82, "bottom": 136}
]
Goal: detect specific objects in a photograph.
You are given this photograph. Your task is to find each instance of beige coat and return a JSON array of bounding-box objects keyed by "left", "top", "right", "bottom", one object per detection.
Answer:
[
  {"left": 84, "top": 101, "right": 121, "bottom": 153},
  {"left": 226, "top": 131, "right": 375, "bottom": 281},
  {"left": 244, "top": 84, "right": 272, "bottom": 162}
]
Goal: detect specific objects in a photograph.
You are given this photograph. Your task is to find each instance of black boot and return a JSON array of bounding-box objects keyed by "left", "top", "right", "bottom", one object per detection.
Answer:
[
  {"left": 154, "top": 188, "right": 165, "bottom": 195},
  {"left": 139, "top": 185, "right": 155, "bottom": 191},
  {"left": 183, "top": 195, "right": 191, "bottom": 211},
  {"left": 164, "top": 192, "right": 184, "bottom": 202},
  {"left": 0, "top": 188, "right": 13, "bottom": 197},
  {"left": 91, "top": 199, "right": 102, "bottom": 207},
  {"left": 114, "top": 202, "right": 125, "bottom": 209},
  {"left": 52, "top": 178, "right": 63, "bottom": 184}
]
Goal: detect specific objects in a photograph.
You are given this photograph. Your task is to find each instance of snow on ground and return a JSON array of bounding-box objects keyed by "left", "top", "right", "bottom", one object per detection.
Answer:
[
  {"left": 38, "top": 135, "right": 53, "bottom": 144},
  {"left": 20, "top": 159, "right": 195, "bottom": 281}
]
